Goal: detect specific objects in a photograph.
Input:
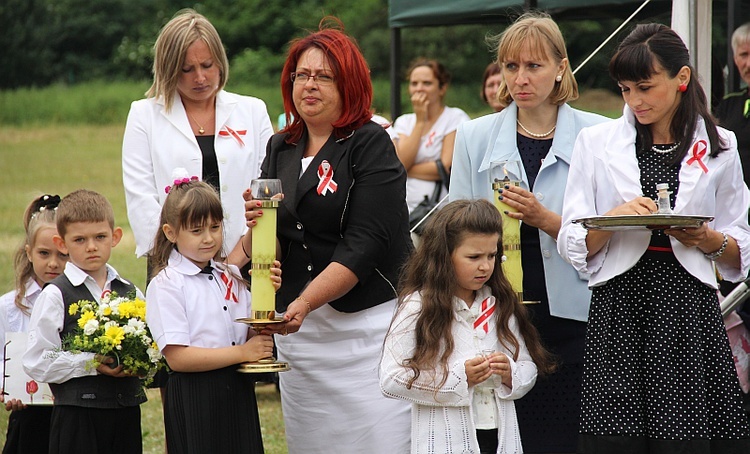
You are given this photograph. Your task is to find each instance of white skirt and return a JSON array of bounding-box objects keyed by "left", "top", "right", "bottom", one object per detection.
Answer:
[{"left": 276, "top": 299, "right": 411, "bottom": 453}]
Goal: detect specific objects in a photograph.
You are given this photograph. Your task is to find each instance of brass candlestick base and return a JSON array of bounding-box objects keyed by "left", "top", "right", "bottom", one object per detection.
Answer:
[{"left": 235, "top": 311, "right": 290, "bottom": 373}]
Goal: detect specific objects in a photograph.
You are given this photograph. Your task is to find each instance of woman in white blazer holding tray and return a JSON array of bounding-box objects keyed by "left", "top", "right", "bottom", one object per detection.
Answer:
[
  {"left": 122, "top": 9, "right": 273, "bottom": 261},
  {"left": 558, "top": 23, "right": 750, "bottom": 453}
]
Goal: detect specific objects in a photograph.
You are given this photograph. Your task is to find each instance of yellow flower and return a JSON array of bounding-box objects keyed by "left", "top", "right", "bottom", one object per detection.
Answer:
[
  {"left": 77, "top": 311, "right": 95, "bottom": 329},
  {"left": 68, "top": 303, "right": 79, "bottom": 315},
  {"left": 118, "top": 301, "right": 135, "bottom": 318},
  {"left": 101, "top": 306, "right": 112, "bottom": 316},
  {"left": 133, "top": 299, "right": 147, "bottom": 319},
  {"left": 103, "top": 326, "right": 125, "bottom": 346}
]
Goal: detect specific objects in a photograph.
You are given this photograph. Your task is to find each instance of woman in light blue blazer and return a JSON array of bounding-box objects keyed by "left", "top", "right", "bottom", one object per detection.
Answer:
[{"left": 450, "top": 11, "right": 608, "bottom": 453}]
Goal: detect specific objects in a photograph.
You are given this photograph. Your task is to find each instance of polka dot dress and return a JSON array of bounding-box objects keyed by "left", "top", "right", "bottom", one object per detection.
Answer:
[{"left": 579, "top": 145, "right": 750, "bottom": 452}]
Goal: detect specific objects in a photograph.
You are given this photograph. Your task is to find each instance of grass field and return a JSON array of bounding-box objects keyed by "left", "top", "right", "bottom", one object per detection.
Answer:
[{"left": 0, "top": 124, "right": 288, "bottom": 453}]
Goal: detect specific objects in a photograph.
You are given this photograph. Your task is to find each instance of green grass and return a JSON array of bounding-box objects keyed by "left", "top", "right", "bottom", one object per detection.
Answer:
[{"left": 0, "top": 124, "right": 287, "bottom": 453}]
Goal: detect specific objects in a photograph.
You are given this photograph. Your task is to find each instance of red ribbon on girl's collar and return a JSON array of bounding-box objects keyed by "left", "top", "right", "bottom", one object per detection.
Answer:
[
  {"left": 220, "top": 272, "right": 238, "bottom": 303},
  {"left": 316, "top": 160, "right": 338, "bottom": 196},
  {"left": 473, "top": 297, "right": 495, "bottom": 334},
  {"left": 218, "top": 126, "right": 246, "bottom": 147},
  {"left": 686, "top": 140, "right": 708, "bottom": 173}
]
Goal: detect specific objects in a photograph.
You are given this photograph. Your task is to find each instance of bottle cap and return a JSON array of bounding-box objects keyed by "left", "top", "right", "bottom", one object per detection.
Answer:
[{"left": 656, "top": 183, "right": 669, "bottom": 191}]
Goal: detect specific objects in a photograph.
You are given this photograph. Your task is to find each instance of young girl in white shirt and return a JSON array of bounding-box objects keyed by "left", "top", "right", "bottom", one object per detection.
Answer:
[
  {"left": 0, "top": 194, "right": 67, "bottom": 453},
  {"left": 146, "top": 177, "right": 280, "bottom": 453},
  {"left": 380, "top": 199, "right": 555, "bottom": 453}
]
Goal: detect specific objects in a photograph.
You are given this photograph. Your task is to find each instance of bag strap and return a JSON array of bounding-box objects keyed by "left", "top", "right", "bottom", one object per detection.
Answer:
[{"left": 435, "top": 159, "right": 450, "bottom": 191}]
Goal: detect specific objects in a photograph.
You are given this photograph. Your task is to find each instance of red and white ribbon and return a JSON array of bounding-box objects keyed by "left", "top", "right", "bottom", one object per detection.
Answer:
[
  {"left": 425, "top": 131, "right": 436, "bottom": 147},
  {"left": 218, "top": 126, "right": 247, "bottom": 147},
  {"left": 316, "top": 160, "right": 338, "bottom": 196},
  {"left": 686, "top": 139, "right": 708, "bottom": 173},
  {"left": 220, "top": 272, "right": 238, "bottom": 303},
  {"left": 473, "top": 297, "right": 496, "bottom": 334}
]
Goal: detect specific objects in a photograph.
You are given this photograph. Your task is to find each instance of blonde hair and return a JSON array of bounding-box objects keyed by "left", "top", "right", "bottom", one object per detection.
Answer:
[
  {"left": 56, "top": 190, "right": 115, "bottom": 238},
  {"left": 146, "top": 9, "right": 229, "bottom": 112},
  {"left": 490, "top": 11, "right": 578, "bottom": 108},
  {"left": 14, "top": 195, "right": 60, "bottom": 314}
]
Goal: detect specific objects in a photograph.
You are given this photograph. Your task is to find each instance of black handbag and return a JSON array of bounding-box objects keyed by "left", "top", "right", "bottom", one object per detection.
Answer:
[{"left": 408, "top": 159, "right": 450, "bottom": 235}]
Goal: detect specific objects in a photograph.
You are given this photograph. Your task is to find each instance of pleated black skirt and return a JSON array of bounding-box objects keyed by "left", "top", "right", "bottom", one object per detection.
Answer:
[{"left": 165, "top": 366, "right": 264, "bottom": 453}]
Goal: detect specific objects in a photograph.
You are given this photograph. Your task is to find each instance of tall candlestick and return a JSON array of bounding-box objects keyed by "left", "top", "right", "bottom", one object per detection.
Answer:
[
  {"left": 491, "top": 161, "right": 523, "bottom": 304},
  {"left": 250, "top": 179, "right": 282, "bottom": 316}
]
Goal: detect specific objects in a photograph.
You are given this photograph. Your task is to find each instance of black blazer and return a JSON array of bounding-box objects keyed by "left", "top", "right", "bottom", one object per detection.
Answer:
[{"left": 261, "top": 121, "right": 412, "bottom": 312}]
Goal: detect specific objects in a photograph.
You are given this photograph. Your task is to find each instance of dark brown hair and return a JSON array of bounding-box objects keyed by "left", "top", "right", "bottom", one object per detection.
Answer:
[
  {"left": 609, "top": 23, "right": 726, "bottom": 163},
  {"left": 149, "top": 180, "right": 225, "bottom": 279}
]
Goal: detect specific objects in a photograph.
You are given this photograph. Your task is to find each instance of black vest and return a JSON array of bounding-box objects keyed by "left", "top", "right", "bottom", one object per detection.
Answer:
[{"left": 46, "top": 274, "right": 146, "bottom": 408}]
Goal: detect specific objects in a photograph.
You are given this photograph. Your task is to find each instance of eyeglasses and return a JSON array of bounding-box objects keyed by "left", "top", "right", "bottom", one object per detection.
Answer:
[{"left": 291, "top": 72, "right": 336, "bottom": 86}]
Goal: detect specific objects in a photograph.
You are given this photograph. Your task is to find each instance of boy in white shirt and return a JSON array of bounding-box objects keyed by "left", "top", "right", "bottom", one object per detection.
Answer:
[{"left": 23, "top": 189, "right": 145, "bottom": 454}]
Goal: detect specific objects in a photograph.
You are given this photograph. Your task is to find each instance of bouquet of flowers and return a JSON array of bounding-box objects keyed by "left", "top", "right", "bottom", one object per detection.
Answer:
[{"left": 61, "top": 290, "right": 165, "bottom": 385}]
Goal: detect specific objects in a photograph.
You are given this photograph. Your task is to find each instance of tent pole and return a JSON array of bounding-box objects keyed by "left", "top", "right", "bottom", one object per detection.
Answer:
[
  {"left": 390, "top": 27, "right": 402, "bottom": 121},
  {"left": 727, "top": 0, "right": 738, "bottom": 94}
]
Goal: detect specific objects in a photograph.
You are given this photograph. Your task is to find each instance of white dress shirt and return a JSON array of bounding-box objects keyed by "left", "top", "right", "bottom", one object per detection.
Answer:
[
  {"left": 145, "top": 250, "right": 250, "bottom": 352},
  {"left": 559, "top": 106, "right": 750, "bottom": 287},
  {"left": 23, "top": 263, "right": 143, "bottom": 384},
  {"left": 122, "top": 90, "right": 273, "bottom": 257}
]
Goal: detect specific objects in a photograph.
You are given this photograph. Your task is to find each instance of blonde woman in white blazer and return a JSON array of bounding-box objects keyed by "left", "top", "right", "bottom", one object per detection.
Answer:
[
  {"left": 122, "top": 9, "right": 273, "bottom": 262},
  {"left": 559, "top": 24, "right": 750, "bottom": 453}
]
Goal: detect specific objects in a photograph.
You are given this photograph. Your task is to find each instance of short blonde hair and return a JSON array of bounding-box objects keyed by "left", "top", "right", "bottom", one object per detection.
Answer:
[
  {"left": 56, "top": 190, "right": 115, "bottom": 238},
  {"left": 491, "top": 11, "right": 578, "bottom": 108},
  {"left": 146, "top": 9, "right": 229, "bottom": 112}
]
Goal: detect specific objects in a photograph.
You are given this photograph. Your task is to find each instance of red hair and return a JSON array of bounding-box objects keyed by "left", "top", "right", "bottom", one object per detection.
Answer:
[{"left": 280, "top": 17, "right": 373, "bottom": 144}]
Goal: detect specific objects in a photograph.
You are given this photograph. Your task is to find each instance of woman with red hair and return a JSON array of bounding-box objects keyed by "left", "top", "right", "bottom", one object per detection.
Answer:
[{"left": 235, "top": 18, "right": 412, "bottom": 453}]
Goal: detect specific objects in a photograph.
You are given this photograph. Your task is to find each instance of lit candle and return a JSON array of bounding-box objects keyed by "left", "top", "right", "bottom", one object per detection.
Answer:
[
  {"left": 250, "top": 179, "right": 282, "bottom": 315},
  {"left": 491, "top": 161, "right": 523, "bottom": 304}
]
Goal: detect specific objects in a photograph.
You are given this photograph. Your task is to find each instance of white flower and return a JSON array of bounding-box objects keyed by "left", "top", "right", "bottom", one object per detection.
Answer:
[
  {"left": 83, "top": 319, "right": 99, "bottom": 335},
  {"left": 147, "top": 346, "right": 162, "bottom": 363},
  {"left": 124, "top": 318, "right": 146, "bottom": 336}
]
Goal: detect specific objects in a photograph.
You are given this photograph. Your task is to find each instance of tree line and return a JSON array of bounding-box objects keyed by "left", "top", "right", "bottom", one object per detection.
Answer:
[{"left": 0, "top": 0, "right": 730, "bottom": 95}]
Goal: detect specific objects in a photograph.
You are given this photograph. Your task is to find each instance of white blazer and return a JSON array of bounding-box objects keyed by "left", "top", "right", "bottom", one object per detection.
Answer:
[
  {"left": 559, "top": 105, "right": 750, "bottom": 287},
  {"left": 122, "top": 90, "right": 273, "bottom": 257}
]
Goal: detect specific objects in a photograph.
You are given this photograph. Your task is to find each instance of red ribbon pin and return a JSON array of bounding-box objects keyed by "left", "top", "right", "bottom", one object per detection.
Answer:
[
  {"left": 316, "top": 160, "right": 338, "bottom": 196},
  {"left": 218, "top": 126, "right": 247, "bottom": 147},
  {"left": 473, "top": 297, "right": 496, "bottom": 334},
  {"left": 686, "top": 139, "right": 708, "bottom": 173},
  {"left": 220, "top": 271, "right": 238, "bottom": 303}
]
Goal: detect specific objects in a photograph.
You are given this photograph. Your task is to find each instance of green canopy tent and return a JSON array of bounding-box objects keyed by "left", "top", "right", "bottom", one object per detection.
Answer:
[{"left": 387, "top": 0, "right": 744, "bottom": 118}]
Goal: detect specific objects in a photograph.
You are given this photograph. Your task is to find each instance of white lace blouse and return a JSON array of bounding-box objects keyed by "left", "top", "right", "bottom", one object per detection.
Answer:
[{"left": 380, "top": 287, "right": 538, "bottom": 453}]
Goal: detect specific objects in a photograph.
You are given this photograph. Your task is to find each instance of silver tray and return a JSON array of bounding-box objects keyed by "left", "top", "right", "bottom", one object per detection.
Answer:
[{"left": 573, "top": 214, "right": 713, "bottom": 231}]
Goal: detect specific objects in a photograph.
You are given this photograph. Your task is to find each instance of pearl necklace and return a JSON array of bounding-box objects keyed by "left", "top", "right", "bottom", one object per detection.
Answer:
[
  {"left": 651, "top": 142, "right": 680, "bottom": 154},
  {"left": 516, "top": 119, "right": 556, "bottom": 138}
]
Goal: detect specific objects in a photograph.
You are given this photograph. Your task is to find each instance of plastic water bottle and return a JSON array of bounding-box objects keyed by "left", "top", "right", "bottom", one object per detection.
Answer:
[{"left": 656, "top": 183, "right": 673, "bottom": 214}]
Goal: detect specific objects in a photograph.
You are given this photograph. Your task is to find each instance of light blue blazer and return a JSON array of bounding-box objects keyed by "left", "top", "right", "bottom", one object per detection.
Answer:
[{"left": 450, "top": 102, "right": 609, "bottom": 321}]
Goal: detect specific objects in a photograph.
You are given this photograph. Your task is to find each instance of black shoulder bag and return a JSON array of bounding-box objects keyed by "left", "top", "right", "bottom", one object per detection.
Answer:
[{"left": 408, "top": 159, "right": 450, "bottom": 235}]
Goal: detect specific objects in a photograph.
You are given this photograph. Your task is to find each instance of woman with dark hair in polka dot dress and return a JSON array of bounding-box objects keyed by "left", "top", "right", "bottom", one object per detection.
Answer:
[{"left": 559, "top": 23, "right": 750, "bottom": 453}]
